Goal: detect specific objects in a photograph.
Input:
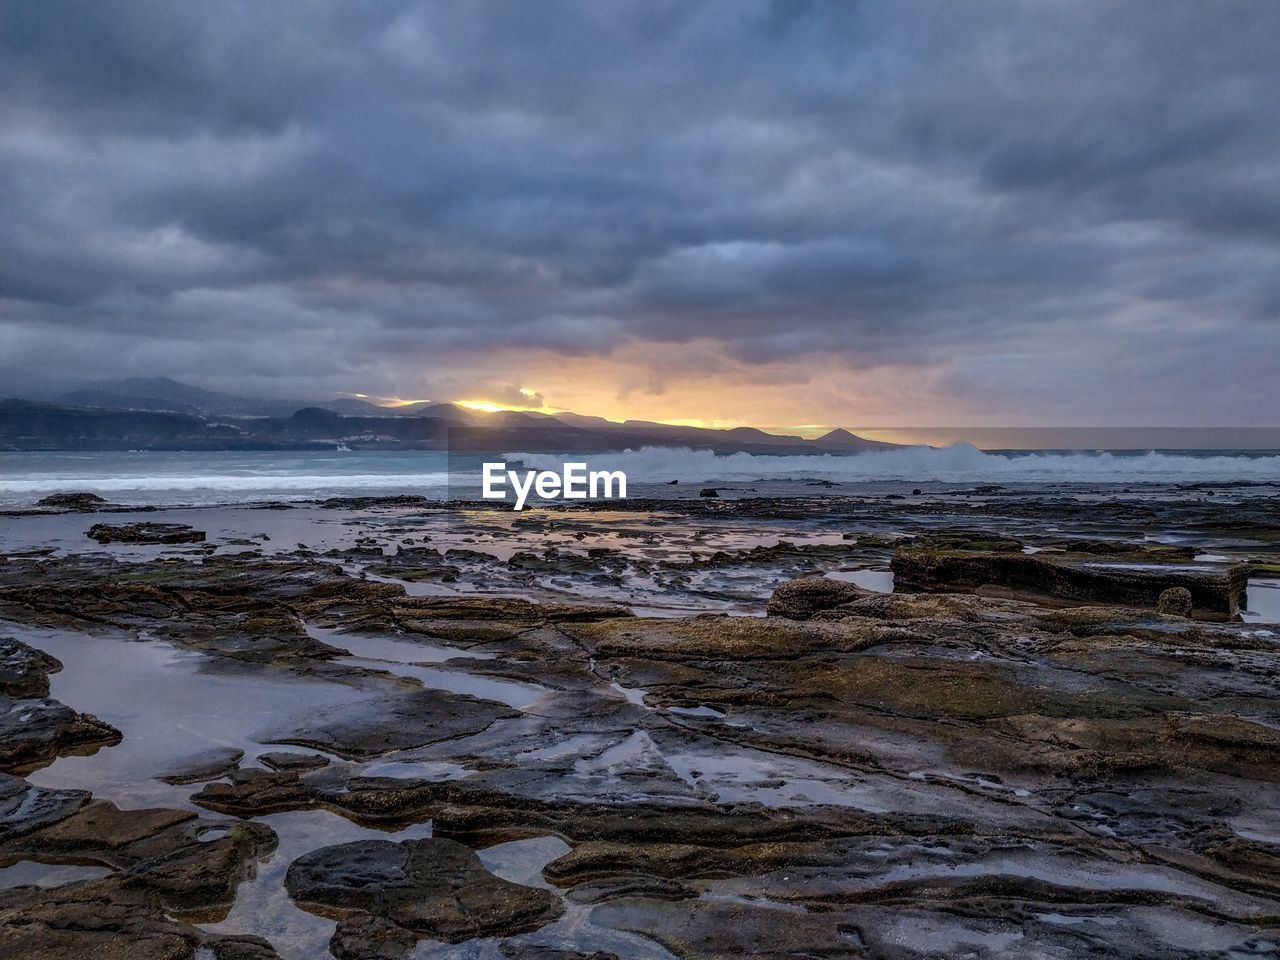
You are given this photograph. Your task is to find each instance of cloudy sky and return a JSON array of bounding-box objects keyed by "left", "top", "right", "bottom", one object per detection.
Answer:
[{"left": 2, "top": 1, "right": 1278, "bottom": 430}]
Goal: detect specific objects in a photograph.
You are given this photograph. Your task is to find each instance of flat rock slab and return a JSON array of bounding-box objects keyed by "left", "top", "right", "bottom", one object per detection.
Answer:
[
  {"left": 257, "top": 750, "right": 331, "bottom": 772},
  {"left": 2, "top": 797, "right": 278, "bottom": 917},
  {"left": 26, "top": 800, "right": 195, "bottom": 850},
  {"left": 0, "top": 773, "right": 88, "bottom": 842},
  {"left": 86, "top": 522, "right": 206, "bottom": 545},
  {"left": 273, "top": 690, "right": 519, "bottom": 760},
  {"left": 286, "top": 837, "right": 563, "bottom": 956},
  {"left": 0, "top": 797, "right": 281, "bottom": 959},
  {"left": 891, "top": 547, "right": 1250, "bottom": 617},
  {"left": 157, "top": 746, "right": 244, "bottom": 784}
]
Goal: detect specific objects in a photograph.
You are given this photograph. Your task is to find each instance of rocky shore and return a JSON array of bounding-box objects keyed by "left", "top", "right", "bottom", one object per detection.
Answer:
[{"left": 0, "top": 488, "right": 1278, "bottom": 958}]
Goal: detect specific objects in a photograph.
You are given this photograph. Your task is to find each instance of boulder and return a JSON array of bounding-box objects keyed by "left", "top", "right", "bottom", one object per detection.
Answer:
[
  {"left": 285, "top": 838, "right": 563, "bottom": 955},
  {"left": 1157, "top": 586, "right": 1194, "bottom": 617},
  {"left": 766, "top": 576, "right": 875, "bottom": 619}
]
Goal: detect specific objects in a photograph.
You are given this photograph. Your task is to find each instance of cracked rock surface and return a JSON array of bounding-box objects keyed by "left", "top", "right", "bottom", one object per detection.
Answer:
[{"left": 1, "top": 487, "right": 1278, "bottom": 958}]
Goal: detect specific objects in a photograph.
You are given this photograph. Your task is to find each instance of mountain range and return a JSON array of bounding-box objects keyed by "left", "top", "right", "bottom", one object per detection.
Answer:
[{"left": 1, "top": 377, "right": 894, "bottom": 454}]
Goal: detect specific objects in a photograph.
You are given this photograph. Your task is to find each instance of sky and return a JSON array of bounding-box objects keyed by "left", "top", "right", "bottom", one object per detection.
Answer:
[{"left": 2, "top": 0, "right": 1278, "bottom": 431}]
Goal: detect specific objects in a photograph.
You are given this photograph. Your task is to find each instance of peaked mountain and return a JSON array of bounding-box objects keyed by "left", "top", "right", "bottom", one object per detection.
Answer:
[{"left": 813, "top": 427, "right": 877, "bottom": 448}]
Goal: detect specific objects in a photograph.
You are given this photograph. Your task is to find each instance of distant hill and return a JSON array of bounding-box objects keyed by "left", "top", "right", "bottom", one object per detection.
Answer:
[
  {"left": 11, "top": 378, "right": 897, "bottom": 453},
  {"left": 386, "top": 402, "right": 478, "bottom": 421},
  {"left": 58, "top": 388, "right": 206, "bottom": 417},
  {"left": 58, "top": 377, "right": 392, "bottom": 419}
]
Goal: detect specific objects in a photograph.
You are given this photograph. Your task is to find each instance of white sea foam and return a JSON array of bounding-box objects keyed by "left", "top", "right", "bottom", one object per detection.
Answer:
[{"left": 505, "top": 444, "right": 1280, "bottom": 484}]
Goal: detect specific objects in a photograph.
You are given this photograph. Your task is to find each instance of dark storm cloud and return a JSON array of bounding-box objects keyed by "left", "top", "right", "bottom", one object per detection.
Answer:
[{"left": 1, "top": 0, "right": 1278, "bottom": 420}]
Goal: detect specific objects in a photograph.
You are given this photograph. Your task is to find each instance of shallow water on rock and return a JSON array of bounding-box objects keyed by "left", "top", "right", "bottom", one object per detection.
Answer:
[
  {"left": 315, "top": 627, "right": 547, "bottom": 710},
  {"left": 1243, "top": 578, "right": 1280, "bottom": 624},
  {"left": 305, "top": 627, "right": 496, "bottom": 664},
  {"left": 19, "top": 625, "right": 368, "bottom": 811},
  {"left": 0, "top": 859, "right": 113, "bottom": 889},
  {"left": 406, "top": 834, "right": 679, "bottom": 960},
  {"left": 826, "top": 568, "right": 894, "bottom": 592}
]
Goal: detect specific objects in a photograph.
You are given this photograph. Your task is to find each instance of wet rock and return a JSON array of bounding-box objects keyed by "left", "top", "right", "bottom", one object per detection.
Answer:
[
  {"left": 256, "top": 750, "right": 331, "bottom": 772},
  {"left": 366, "top": 547, "right": 462, "bottom": 583},
  {"left": 192, "top": 768, "right": 318, "bottom": 818},
  {"left": 0, "top": 798, "right": 279, "bottom": 956},
  {"left": 665, "top": 539, "right": 855, "bottom": 571},
  {"left": 157, "top": 746, "right": 245, "bottom": 784},
  {"left": 35, "top": 491, "right": 109, "bottom": 511},
  {"left": 87, "top": 522, "right": 206, "bottom": 544},
  {"left": 2, "top": 799, "right": 277, "bottom": 915},
  {"left": 589, "top": 898, "right": 865, "bottom": 959},
  {"left": 766, "top": 575, "right": 875, "bottom": 619},
  {"left": 698, "top": 488, "right": 719, "bottom": 498},
  {"left": 25, "top": 801, "right": 195, "bottom": 852},
  {"left": 3, "top": 506, "right": 1279, "bottom": 958},
  {"left": 1157, "top": 586, "right": 1194, "bottom": 617},
  {"left": 1160, "top": 713, "right": 1280, "bottom": 781},
  {"left": 890, "top": 547, "right": 1249, "bottom": 617},
  {"left": 328, "top": 916, "right": 419, "bottom": 959},
  {"left": 0, "top": 695, "right": 121, "bottom": 773},
  {"left": 573, "top": 613, "right": 874, "bottom": 664},
  {"left": 913, "top": 528, "right": 1024, "bottom": 552},
  {"left": 387, "top": 595, "right": 631, "bottom": 645},
  {"left": 0, "top": 894, "right": 281, "bottom": 959},
  {"left": 285, "top": 838, "right": 563, "bottom": 956},
  {"left": 317, "top": 495, "right": 432, "bottom": 510},
  {"left": 0, "top": 554, "right": 385, "bottom": 667},
  {"left": 508, "top": 549, "right": 615, "bottom": 577},
  {"left": 0, "top": 774, "right": 88, "bottom": 841},
  {"left": 0, "top": 635, "right": 61, "bottom": 697},
  {"left": 500, "top": 948, "right": 619, "bottom": 960},
  {"left": 273, "top": 690, "right": 520, "bottom": 760},
  {"left": 1054, "top": 539, "right": 1198, "bottom": 561}
]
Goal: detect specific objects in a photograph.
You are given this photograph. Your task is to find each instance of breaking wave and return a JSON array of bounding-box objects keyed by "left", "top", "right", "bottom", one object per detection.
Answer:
[{"left": 505, "top": 444, "right": 1280, "bottom": 484}]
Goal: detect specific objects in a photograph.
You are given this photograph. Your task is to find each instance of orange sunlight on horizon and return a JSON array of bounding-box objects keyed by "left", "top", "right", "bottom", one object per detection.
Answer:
[{"left": 351, "top": 340, "right": 972, "bottom": 437}]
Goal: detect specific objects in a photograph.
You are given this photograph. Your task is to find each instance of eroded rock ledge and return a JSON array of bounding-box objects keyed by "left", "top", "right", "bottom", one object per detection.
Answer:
[{"left": 0, "top": 537, "right": 1277, "bottom": 959}]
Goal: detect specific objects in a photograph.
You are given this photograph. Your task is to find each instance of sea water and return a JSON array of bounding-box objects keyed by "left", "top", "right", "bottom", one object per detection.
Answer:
[{"left": 1, "top": 446, "right": 1278, "bottom": 508}]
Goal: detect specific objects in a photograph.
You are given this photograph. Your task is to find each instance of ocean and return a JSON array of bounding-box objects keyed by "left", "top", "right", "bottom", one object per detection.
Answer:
[{"left": 2, "top": 445, "right": 1278, "bottom": 508}]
